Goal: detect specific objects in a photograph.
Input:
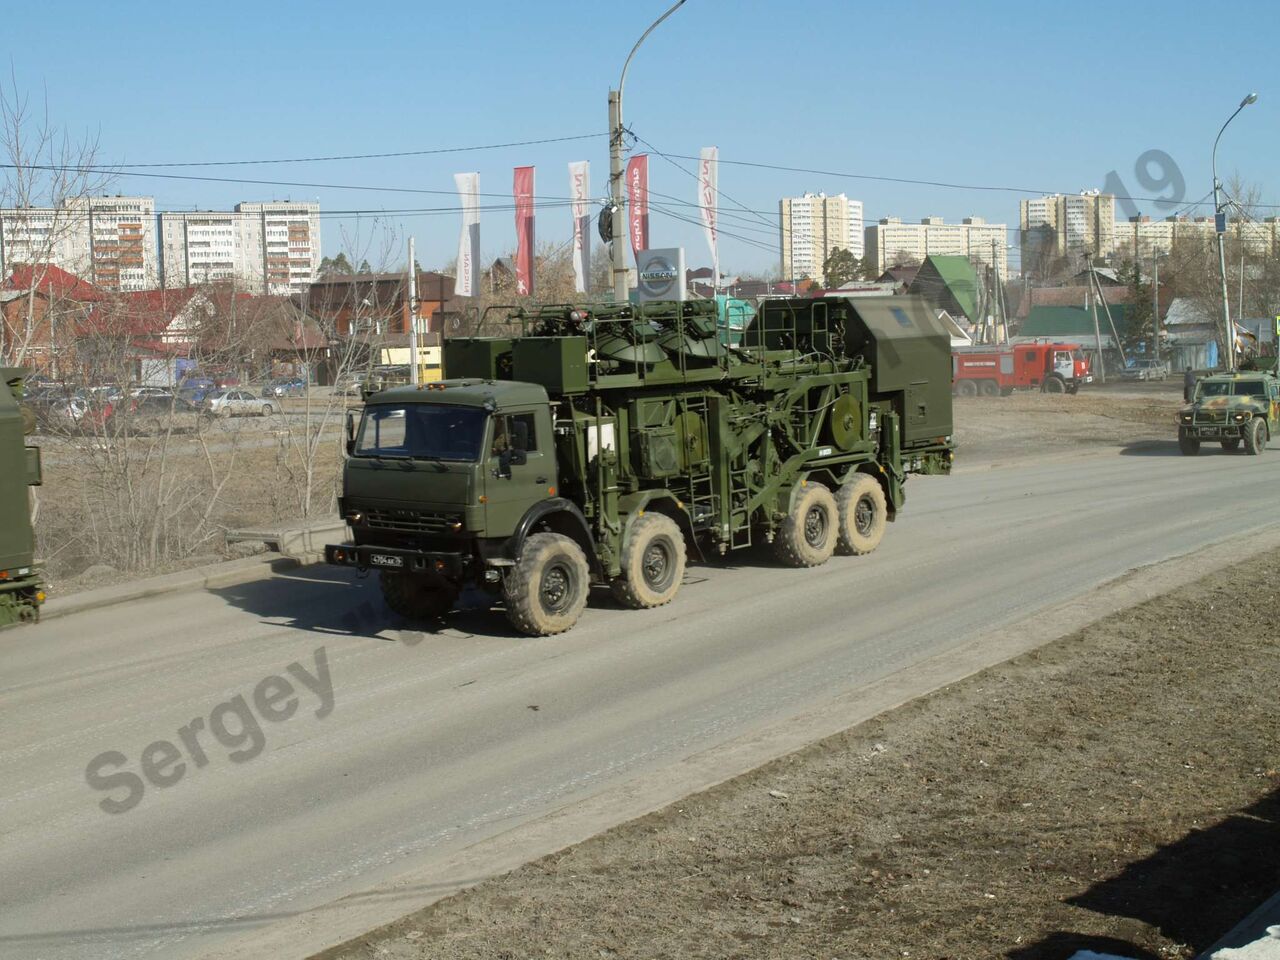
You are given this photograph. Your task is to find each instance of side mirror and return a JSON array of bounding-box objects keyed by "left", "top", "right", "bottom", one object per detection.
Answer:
[
  {"left": 508, "top": 448, "right": 528, "bottom": 467},
  {"left": 345, "top": 410, "right": 357, "bottom": 456}
]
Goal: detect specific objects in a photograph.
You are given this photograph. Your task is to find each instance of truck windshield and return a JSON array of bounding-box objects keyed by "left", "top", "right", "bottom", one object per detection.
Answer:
[
  {"left": 354, "top": 403, "right": 487, "bottom": 461},
  {"left": 1197, "top": 381, "right": 1266, "bottom": 399}
]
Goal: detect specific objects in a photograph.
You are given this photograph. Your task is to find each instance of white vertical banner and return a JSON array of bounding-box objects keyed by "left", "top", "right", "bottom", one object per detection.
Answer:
[
  {"left": 453, "top": 172, "right": 480, "bottom": 297},
  {"left": 698, "top": 146, "right": 719, "bottom": 289},
  {"left": 568, "top": 161, "right": 591, "bottom": 293}
]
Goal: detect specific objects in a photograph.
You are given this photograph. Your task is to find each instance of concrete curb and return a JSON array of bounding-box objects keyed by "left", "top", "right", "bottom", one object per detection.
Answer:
[
  {"left": 40, "top": 554, "right": 298, "bottom": 622},
  {"left": 1198, "top": 890, "right": 1280, "bottom": 959}
]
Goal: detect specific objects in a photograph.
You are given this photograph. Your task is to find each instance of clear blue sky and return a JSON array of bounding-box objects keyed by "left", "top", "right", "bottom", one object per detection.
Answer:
[{"left": 4, "top": 0, "right": 1276, "bottom": 276}]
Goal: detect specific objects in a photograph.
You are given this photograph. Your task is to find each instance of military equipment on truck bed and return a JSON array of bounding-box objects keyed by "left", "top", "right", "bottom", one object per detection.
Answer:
[
  {"left": 1, "top": 368, "right": 46, "bottom": 626},
  {"left": 1177, "top": 368, "right": 1280, "bottom": 455},
  {"left": 326, "top": 297, "right": 954, "bottom": 635}
]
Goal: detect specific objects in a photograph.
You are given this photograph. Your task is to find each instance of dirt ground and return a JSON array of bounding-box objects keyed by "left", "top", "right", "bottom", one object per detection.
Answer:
[
  {"left": 319, "top": 418, "right": 1279, "bottom": 960},
  {"left": 952, "top": 381, "right": 1184, "bottom": 469}
]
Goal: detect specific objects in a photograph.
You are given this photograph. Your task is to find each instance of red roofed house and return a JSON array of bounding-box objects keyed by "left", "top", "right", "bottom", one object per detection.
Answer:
[
  {"left": 1, "top": 264, "right": 106, "bottom": 376},
  {"left": 79, "top": 286, "right": 212, "bottom": 386}
]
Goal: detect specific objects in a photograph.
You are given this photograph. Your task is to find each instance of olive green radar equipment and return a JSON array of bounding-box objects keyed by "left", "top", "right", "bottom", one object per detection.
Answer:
[
  {"left": 0, "top": 368, "right": 45, "bottom": 626},
  {"left": 326, "top": 296, "right": 953, "bottom": 635}
]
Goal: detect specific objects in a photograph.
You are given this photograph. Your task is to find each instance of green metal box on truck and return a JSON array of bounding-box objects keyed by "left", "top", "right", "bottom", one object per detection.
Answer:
[{"left": 0, "top": 368, "right": 45, "bottom": 626}]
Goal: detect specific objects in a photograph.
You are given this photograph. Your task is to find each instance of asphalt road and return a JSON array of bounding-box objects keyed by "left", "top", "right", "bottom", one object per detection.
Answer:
[{"left": 2, "top": 439, "right": 1277, "bottom": 960}]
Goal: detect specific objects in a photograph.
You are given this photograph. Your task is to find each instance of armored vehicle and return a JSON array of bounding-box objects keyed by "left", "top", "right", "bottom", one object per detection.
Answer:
[
  {"left": 326, "top": 297, "right": 953, "bottom": 635},
  {"left": 1177, "top": 368, "right": 1280, "bottom": 455},
  {"left": 1, "top": 368, "right": 46, "bottom": 626}
]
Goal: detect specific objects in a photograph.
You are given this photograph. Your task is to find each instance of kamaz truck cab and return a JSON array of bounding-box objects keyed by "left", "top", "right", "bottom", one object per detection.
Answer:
[{"left": 330, "top": 379, "right": 575, "bottom": 626}]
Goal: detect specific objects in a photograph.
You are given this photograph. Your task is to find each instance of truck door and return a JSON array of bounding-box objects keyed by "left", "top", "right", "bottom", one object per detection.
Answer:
[
  {"left": 1020, "top": 348, "right": 1040, "bottom": 386},
  {"left": 483, "top": 408, "right": 553, "bottom": 537},
  {"left": 1051, "top": 349, "right": 1075, "bottom": 382}
]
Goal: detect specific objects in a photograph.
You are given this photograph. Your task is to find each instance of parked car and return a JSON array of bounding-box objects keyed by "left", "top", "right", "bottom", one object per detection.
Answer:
[
  {"left": 1122, "top": 358, "right": 1171, "bottom": 381},
  {"left": 128, "top": 386, "right": 176, "bottom": 399},
  {"left": 178, "top": 377, "right": 218, "bottom": 403},
  {"left": 261, "top": 377, "right": 307, "bottom": 398},
  {"left": 115, "top": 395, "right": 203, "bottom": 433},
  {"left": 335, "top": 373, "right": 369, "bottom": 397},
  {"left": 204, "top": 389, "right": 277, "bottom": 417}
]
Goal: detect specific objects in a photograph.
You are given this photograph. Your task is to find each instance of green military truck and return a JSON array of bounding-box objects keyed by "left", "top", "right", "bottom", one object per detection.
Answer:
[
  {"left": 1177, "top": 367, "right": 1280, "bottom": 455},
  {"left": 326, "top": 297, "right": 953, "bottom": 635},
  {"left": 1, "top": 368, "right": 46, "bottom": 626}
]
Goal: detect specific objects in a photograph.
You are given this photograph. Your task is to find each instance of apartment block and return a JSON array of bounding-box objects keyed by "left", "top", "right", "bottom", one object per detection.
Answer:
[
  {"left": 863, "top": 216, "right": 1008, "bottom": 277},
  {"left": 0, "top": 196, "right": 157, "bottom": 291},
  {"left": 779, "top": 193, "right": 864, "bottom": 284},
  {"left": 1019, "top": 192, "right": 1116, "bottom": 271},
  {"left": 1113, "top": 214, "right": 1279, "bottom": 259},
  {"left": 235, "top": 201, "right": 322, "bottom": 294},
  {"left": 160, "top": 212, "right": 243, "bottom": 287}
]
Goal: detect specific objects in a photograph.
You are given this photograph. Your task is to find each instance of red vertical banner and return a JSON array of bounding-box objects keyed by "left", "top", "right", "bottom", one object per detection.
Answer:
[
  {"left": 513, "top": 165, "right": 535, "bottom": 297},
  {"left": 626, "top": 154, "right": 649, "bottom": 260}
]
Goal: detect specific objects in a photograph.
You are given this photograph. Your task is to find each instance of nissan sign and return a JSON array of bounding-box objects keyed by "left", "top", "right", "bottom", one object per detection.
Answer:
[{"left": 636, "top": 247, "right": 686, "bottom": 302}]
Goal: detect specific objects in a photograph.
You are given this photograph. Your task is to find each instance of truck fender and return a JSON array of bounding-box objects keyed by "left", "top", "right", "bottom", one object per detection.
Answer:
[
  {"left": 618, "top": 490, "right": 704, "bottom": 563},
  {"left": 509, "top": 499, "right": 603, "bottom": 578}
]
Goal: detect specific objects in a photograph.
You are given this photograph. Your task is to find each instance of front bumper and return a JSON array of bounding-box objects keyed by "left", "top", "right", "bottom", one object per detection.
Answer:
[
  {"left": 326, "top": 542, "right": 467, "bottom": 578},
  {"left": 1182, "top": 420, "right": 1249, "bottom": 439}
]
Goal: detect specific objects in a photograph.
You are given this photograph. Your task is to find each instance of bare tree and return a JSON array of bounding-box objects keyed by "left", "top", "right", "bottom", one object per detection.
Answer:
[{"left": 0, "top": 73, "right": 113, "bottom": 369}]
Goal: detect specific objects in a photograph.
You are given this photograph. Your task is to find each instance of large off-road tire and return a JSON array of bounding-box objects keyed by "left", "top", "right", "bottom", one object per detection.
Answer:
[
  {"left": 503, "top": 532, "right": 591, "bottom": 636},
  {"left": 1178, "top": 429, "right": 1200, "bottom": 456},
  {"left": 1043, "top": 376, "right": 1066, "bottom": 394},
  {"left": 774, "top": 483, "right": 838, "bottom": 568},
  {"left": 610, "top": 512, "right": 686, "bottom": 609},
  {"left": 955, "top": 380, "right": 978, "bottom": 398},
  {"left": 979, "top": 380, "right": 1000, "bottom": 397},
  {"left": 1244, "top": 417, "right": 1267, "bottom": 455},
  {"left": 1220, "top": 438, "right": 1241, "bottom": 452},
  {"left": 379, "top": 570, "right": 457, "bottom": 621},
  {"left": 836, "top": 473, "right": 887, "bottom": 556}
]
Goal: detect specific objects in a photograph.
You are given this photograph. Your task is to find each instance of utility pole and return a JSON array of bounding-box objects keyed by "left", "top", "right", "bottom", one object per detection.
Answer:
[
  {"left": 1212, "top": 92, "right": 1258, "bottom": 371},
  {"left": 407, "top": 236, "right": 418, "bottom": 386},
  {"left": 609, "top": 1, "right": 686, "bottom": 304},
  {"left": 1152, "top": 256, "right": 1160, "bottom": 362},
  {"left": 1087, "top": 254, "right": 1105, "bottom": 383}
]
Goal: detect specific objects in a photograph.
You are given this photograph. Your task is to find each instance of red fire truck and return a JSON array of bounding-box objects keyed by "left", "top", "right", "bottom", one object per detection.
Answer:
[{"left": 952, "top": 342, "right": 1093, "bottom": 396}]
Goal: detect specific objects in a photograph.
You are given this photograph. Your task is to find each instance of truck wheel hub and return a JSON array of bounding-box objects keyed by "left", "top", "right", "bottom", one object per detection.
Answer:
[
  {"left": 642, "top": 542, "right": 672, "bottom": 589},
  {"left": 804, "top": 507, "right": 827, "bottom": 547},
  {"left": 855, "top": 496, "right": 875, "bottom": 535},
  {"left": 540, "top": 564, "right": 572, "bottom": 613}
]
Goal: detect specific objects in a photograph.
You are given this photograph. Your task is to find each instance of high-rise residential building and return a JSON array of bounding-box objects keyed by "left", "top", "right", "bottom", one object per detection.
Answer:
[
  {"left": 1018, "top": 192, "right": 1116, "bottom": 272},
  {"left": 779, "top": 193, "right": 864, "bottom": 284},
  {"left": 160, "top": 212, "right": 243, "bottom": 287},
  {"left": 1113, "top": 214, "right": 1278, "bottom": 260},
  {"left": 2, "top": 196, "right": 321, "bottom": 295},
  {"left": 0, "top": 196, "right": 157, "bottom": 291},
  {"left": 234, "top": 201, "right": 322, "bottom": 294},
  {"left": 863, "top": 216, "right": 1008, "bottom": 277}
]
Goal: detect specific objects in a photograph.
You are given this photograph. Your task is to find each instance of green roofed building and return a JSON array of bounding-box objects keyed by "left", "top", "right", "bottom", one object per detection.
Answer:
[
  {"left": 907, "top": 255, "right": 981, "bottom": 323},
  {"left": 1019, "top": 304, "right": 1133, "bottom": 346}
]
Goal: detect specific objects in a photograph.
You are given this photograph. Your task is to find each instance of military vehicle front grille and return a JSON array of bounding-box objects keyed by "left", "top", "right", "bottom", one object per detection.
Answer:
[
  {"left": 364, "top": 508, "right": 461, "bottom": 534},
  {"left": 1195, "top": 411, "right": 1225, "bottom": 423}
]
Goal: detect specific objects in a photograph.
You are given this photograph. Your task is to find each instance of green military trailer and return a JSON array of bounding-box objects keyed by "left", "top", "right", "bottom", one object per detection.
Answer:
[
  {"left": 1177, "top": 367, "right": 1280, "bottom": 455},
  {"left": 1, "top": 368, "right": 46, "bottom": 626},
  {"left": 326, "top": 297, "right": 954, "bottom": 635}
]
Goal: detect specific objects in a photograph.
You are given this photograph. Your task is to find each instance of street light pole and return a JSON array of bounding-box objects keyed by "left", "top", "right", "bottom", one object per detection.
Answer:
[
  {"left": 1212, "top": 92, "right": 1258, "bottom": 371},
  {"left": 609, "top": 0, "right": 686, "bottom": 304}
]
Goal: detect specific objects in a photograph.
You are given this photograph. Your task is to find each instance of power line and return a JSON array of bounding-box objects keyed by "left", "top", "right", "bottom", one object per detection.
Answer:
[
  {"left": 108, "top": 133, "right": 606, "bottom": 168},
  {"left": 652, "top": 150, "right": 1280, "bottom": 211}
]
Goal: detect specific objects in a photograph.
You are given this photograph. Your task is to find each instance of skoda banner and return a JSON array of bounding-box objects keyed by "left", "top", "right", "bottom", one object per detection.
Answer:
[{"left": 635, "top": 247, "right": 686, "bottom": 303}]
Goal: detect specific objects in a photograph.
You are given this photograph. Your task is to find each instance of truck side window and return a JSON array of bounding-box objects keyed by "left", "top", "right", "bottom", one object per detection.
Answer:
[{"left": 491, "top": 413, "right": 539, "bottom": 456}]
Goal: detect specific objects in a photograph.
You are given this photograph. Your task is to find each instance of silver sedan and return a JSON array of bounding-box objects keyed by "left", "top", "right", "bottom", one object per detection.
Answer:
[{"left": 203, "top": 389, "right": 276, "bottom": 417}]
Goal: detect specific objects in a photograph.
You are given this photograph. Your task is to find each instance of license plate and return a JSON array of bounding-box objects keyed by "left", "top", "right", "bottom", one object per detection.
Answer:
[{"left": 369, "top": 553, "right": 403, "bottom": 568}]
